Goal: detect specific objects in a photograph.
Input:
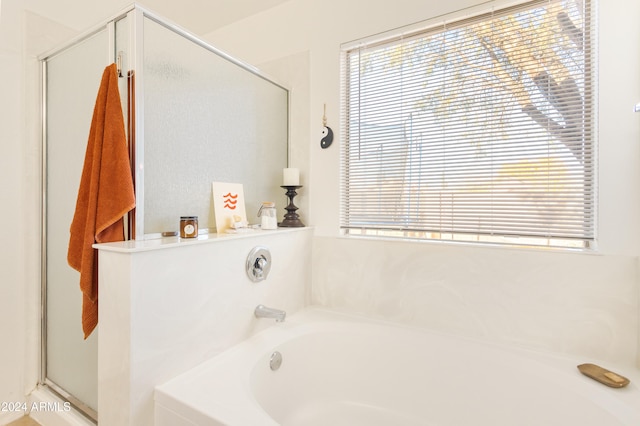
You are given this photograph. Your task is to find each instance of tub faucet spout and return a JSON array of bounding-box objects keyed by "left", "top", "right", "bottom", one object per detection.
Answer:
[{"left": 254, "top": 304, "right": 286, "bottom": 322}]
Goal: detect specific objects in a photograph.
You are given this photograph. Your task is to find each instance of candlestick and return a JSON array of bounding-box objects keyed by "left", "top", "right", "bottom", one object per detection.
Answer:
[{"left": 279, "top": 185, "right": 305, "bottom": 227}]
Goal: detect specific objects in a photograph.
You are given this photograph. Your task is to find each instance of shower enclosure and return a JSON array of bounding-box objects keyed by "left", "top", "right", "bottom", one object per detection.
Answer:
[{"left": 41, "top": 6, "right": 288, "bottom": 421}]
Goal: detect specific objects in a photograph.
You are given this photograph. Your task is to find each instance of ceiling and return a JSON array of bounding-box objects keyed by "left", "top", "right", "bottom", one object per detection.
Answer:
[{"left": 23, "top": 0, "right": 289, "bottom": 35}]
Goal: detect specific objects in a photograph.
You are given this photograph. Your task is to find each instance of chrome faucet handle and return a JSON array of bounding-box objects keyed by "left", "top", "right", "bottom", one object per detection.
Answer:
[
  {"left": 254, "top": 256, "right": 267, "bottom": 279},
  {"left": 246, "top": 247, "right": 271, "bottom": 282},
  {"left": 255, "top": 256, "right": 268, "bottom": 271}
]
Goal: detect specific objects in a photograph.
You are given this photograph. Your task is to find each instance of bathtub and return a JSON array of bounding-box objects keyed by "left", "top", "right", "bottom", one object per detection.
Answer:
[{"left": 155, "top": 308, "right": 640, "bottom": 425}]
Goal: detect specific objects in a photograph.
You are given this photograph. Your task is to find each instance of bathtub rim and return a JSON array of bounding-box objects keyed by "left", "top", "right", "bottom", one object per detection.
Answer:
[{"left": 154, "top": 306, "right": 640, "bottom": 426}]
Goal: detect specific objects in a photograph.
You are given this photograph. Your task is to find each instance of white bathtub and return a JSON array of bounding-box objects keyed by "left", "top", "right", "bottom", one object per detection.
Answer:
[{"left": 155, "top": 308, "right": 640, "bottom": 425}]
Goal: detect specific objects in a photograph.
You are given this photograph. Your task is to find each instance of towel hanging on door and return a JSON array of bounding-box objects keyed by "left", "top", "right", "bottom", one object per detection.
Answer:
[{"left": 67, "top": 63, "right": 136, "bottom": 339}]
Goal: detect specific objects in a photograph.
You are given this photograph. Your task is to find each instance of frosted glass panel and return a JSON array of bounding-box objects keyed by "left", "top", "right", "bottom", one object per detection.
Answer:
[
  {"left": 46, "top": 28, "right": 108, "bottom": 412},
  {"left": 143, "top": 17, "right": 289, "bottom": 234}
]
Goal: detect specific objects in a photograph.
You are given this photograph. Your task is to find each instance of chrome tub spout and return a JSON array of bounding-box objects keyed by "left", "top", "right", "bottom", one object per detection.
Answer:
[{"left": 254, "top": 304, "right": 286, "bottom": 322}]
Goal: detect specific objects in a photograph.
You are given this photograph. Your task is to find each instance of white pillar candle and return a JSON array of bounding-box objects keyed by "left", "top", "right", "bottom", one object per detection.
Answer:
[{"left": 283, "top": 168, "right": 300, "bottom": 186}]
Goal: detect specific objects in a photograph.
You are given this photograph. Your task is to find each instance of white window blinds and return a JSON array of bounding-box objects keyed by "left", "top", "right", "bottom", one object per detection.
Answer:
[{"left": 341, "top": 0, "right": 595, "bottom": 248}]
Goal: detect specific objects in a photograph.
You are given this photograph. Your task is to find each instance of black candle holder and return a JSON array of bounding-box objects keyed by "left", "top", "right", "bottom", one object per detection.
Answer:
[{"left": 279, "top": 185, "right": 305, "bottom": 227}]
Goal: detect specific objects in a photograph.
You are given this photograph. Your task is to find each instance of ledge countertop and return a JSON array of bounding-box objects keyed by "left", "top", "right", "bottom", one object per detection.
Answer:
[{"left": 93, "top": 227, "right": 312, "bottom": 253}]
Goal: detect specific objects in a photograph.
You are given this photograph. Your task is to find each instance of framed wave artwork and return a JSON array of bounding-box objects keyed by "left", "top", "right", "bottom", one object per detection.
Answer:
[{"left": 212, "top": 182, "right": 247, "bottom": 233}]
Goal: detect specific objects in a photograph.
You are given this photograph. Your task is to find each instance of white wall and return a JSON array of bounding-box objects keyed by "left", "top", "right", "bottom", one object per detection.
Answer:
[
  {"left": 97, "top": 228, "right": 312, "bottom": 426},
  {"left": 205, "top": 0, "right": 640, "bottom": 367},
  {"left": 0, "top": 1, "right": 26, "bottom": 422}
]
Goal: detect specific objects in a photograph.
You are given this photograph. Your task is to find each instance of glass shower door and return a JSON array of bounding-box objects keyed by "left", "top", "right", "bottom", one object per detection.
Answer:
[{"left": 44, "top": 26, "right": 111, "bottom": 419}]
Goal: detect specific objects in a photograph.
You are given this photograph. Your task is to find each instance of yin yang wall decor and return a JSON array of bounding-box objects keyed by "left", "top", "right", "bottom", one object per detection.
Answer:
[
  {"left": 321, "top": 103, "right": 333, "bottom": 149},
  {"left": 321, "top": 126, "right": 333, "bottom": 149}
]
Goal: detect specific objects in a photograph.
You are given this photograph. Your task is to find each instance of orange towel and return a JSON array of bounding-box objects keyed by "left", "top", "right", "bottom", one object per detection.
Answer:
[{"left": 67, "top": 63, "right": 136, "bottom": 339}]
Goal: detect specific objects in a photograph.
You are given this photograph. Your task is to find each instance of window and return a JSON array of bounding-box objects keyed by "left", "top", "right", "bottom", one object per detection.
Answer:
[{"left": 341, "top": 0, "right": 595, "bottom": 249}]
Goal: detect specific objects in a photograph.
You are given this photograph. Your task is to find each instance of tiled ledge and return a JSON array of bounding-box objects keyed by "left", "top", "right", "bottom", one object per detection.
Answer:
[{"left": 93, "top": 226, "right": 312, "bottom": 253}]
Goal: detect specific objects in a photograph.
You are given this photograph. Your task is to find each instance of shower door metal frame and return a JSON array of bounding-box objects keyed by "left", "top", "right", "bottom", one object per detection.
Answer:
[{"left": 39, "top": 7, "right": 134, "bottom": 423}]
